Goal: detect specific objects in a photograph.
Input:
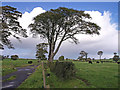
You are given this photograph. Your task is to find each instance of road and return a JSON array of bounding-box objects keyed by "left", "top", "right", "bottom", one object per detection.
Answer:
[{"left": 2, "top": 64, "right": 40, "bottom": 89}]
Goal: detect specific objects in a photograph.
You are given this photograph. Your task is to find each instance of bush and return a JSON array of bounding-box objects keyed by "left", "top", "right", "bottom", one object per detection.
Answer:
[
  {"left": 113, "top": 55, "right": 119, "bottom": 62},
  {"left": 11, "top": 55, "right": 19, "bottom": 60},
  {"left": 58, "top": 56, "right": 64, "bottom": 61},
  {"left": 49, "top": 61, "right": 76, "bottom": 80}
]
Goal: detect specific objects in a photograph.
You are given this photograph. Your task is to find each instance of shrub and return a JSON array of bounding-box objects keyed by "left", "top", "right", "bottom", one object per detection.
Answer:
[
  {"left": 11, "top": 55, "right": 19, "bottom": 60},
  {"left": 49, "top": 61, "right": 76, "bottom": 80},
  {"left": 66, "top": 58, "right": 69, "bottom": 60},
  {"left": 58, "top": 56, "right": 64, "bottom": 61},
  {"left": 113, "top": 55, "right": 119, "bottom": 62}
]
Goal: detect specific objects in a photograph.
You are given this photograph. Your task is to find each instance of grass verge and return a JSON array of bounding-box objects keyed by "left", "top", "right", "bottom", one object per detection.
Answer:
[
  {"left": 3, "top": 75, "right": 16, "bottom": 82},
  {"left": 18, "top": 64, "right": 43, "bottom": 88}
]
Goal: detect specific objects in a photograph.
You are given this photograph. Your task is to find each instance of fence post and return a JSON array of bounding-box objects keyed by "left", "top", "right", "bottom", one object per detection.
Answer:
[{"left": 42, "top": 62, "right": 46, "bottom": 88}]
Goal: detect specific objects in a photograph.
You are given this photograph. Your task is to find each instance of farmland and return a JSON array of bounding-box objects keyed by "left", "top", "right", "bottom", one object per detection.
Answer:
[
  {"left": 2, "top": 59, "right": 39, "bottom": 76},
  {"left": 16, "top": 60, "right": 119, "bottom": 88}
]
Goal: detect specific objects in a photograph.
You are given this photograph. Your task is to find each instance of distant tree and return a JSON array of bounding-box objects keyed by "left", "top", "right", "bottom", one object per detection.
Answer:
[
  {"left": 97, "top": 51, "right": 103, "bottom": 61},
  {"left": 0, "top": 6, "right": 27, "bottom": 49},
  {"left": 36, "top": 43, "right": 48, "bottom": 60},
  {"left": 11, "top": 55, "right": 19, "bottom": 60},
  {"left": 1, "top": 55, "right": 6, "bottom": 60},
  {"left": 114, "top": 52, "right": 117, "bottom": 56},
  {"left": 0, "top": 55, "right": 5, "bottom": 60},
  {"left": 92, "top": 58, "right": 95, "bottom": 61},
  {"left": 29, "top": 7, "right": 101, "bottom": 62},
  {"left": 6, "top": 55, "right": 9, "bottom": 58},
  {"left": 58, "top": 56, "right": 64, "bottom": 61},
  {"left": 113, "top": 52, "right": 119, "bottom": 62},
  {"left": 80, "top": 51, "right": 88, "bottom": 61},
  {"left": 66, "top": 58, "right": 69, "bottom": 60}
]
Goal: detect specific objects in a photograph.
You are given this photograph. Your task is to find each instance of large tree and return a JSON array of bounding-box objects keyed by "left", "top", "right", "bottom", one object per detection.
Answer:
[
  {"left": 36, "top": 43, "right": 48, "bottom": 60},
  {"left": 29, "top": 7, "right": 101, "bottom": 62},
  {"left": 0, "top": 6, "right": 27, "bottom": 49}
]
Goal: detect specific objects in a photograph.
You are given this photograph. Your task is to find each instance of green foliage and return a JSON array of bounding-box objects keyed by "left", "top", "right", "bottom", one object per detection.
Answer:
[
  {"left": 11, "top": 55, "right": 19, "bottom": 60},
  {"left": 0, "top": 6, "right": 27, "bottom": 49},
  {"left": 97, "top": 51, "right": 103, "bottom": 58},
  {"left": 49, "top": 61, "right": 76, "bottom": 80},
  {"left": 58, "top": 56, "right": 64, "bottom": 61},
  {"left": 45, "top": 67, "right": 88, "bottom": 88},
  {"left": 29, "top": 7, "right": 101, "bottom": 62},
  {"left": 36, "top": 43, "right": 48, "bottom": 60},
  {"left": 113, "top": 55, "right": 119, "bottom": 62}
]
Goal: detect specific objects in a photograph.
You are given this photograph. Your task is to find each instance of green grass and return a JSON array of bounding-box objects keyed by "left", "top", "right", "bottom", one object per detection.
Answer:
[
  {"left": 6, "top": 60, "right": 119, "bottom": 88},
  {"left": 45, "top": 61, "right": 119, "bottom": 88},
  {"left": 74, "top": 61, "right": 118, "bottom": 88},
  {"left": 2, "top": 59, "right": 39, "bottom": 76},
  {"left": 3, "top": 75, "right": 16, "bottom": 82},
  {"left": 45, "top": 67, "right": 91, "bottom": 88},
  {"left": 18, "top": 65, "right": 43, "bottom": 88}
]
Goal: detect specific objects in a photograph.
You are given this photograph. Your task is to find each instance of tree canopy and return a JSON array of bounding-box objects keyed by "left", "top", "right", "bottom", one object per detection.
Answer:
[
  {"left": 29, "top": 7, "right": 101, "bottom": 62},
  {"left": 113, "top": 52, "right": 119, "bottom": 62},
  {"left": 36, "top": 43, "right": 48, "bottom": 60},
  {"left": 97, "top": 51, "right": 103, "bottom": 60},
  {"left": 0, "top": 6, "right": 27, "bottom": 49},
  {"left": 79, "top": 51, "right": 88, "bottom": 60}
]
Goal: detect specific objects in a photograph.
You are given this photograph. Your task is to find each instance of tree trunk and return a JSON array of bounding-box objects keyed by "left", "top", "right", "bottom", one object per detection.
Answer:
[
  {"left": 100, "top": 55, "right": 101, "bottom": 61},
  {"left": 48, "top": 44, "right": 51, "bottom": 61},
  {"left": 49, "top": 53, "right": 54, "bottom": 62},
  {"left": 48, "top": 32, "right": 66, "bottom": 62},
  {"left": 48, "top": 42, "right": 55, "bottom": 62}
]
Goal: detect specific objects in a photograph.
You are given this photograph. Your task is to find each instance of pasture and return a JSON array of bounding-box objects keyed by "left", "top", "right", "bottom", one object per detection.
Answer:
[
  {"left": 2, "top": 59, "right": 39, "bottom": 76},
  {"left": 17, "top": 60, "right": 119, "bottom": 88}
]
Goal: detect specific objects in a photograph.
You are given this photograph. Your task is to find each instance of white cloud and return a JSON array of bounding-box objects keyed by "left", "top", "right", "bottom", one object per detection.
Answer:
[
  {"left": 18, "top": 7, "right": 46, "bottom": 35},
  {"left": 55, "top": 10, "right": 118, "bottom": 59},
  {"left": 3, "top": 7, "right": 118, "bottom": 59}
]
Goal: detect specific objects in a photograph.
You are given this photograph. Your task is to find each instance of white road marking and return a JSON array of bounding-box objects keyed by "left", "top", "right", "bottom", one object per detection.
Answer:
[
  {"left": 18, "top": 69, "right": 30, "bottom": 71},
  {"left": 9, "top": 82, "right": 14, "bottom": 84},
  {"left": 2, "top": 84, "right": 13, "bottom": 88},
  {"left": 25, "top": 69, "right": 30, "bottom": 71}
]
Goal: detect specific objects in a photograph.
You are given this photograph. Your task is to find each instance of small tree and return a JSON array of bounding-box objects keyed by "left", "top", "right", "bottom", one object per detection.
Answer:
[
  {"left": 11, "top": 55, "right": 19, "bottom": 60},
  {"left": 36, "top": 43, "right": 48, "bottom": 60},
  {"left": 58, "top": 56, "right": 64, "bottom": 61},
  {"left": 113, "top": 52, "right": 119, "bottom": 62},
  {"left": 6, "top": 55, "right": 9, "bottom": 59},
  {"left": 97, "top": 51, "right": 103, "bottom": 61},
  {"left": 80, "top": 51, "right": 88, "bottom": 61}
]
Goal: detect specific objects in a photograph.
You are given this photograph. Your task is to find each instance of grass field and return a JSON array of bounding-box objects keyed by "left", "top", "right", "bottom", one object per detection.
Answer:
[
  {"left": 17, "top": 60, "right": 119, "bottom": 88},
  {"left": 2, "top": 59, "right": 39, "bottom": 76},
  {"left": 74, "top": 62, "right": 118, "bottom": 88}
]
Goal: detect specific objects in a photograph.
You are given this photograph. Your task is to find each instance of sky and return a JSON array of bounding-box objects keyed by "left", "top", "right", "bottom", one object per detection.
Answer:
[{"left": 1, "top": 2, "right": 119, "bottom": 59}]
